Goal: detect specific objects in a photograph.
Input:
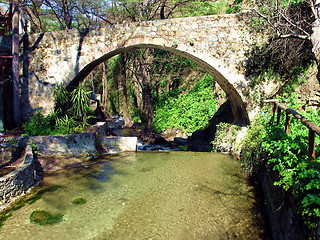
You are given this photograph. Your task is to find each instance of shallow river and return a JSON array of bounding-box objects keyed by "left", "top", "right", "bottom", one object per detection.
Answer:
[{"left": 0, "top": 152, "right": 268, "bottom": 240}]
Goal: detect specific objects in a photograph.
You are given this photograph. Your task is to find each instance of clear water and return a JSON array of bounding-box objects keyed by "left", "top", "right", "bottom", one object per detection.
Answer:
[{"left": 0, "top": 152, "right": 267, "bottom": 240}]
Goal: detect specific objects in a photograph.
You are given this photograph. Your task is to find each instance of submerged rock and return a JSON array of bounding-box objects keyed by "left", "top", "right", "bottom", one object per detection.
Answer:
[{"left": 29, "top": 210, "right": 64, "bottom": 226}]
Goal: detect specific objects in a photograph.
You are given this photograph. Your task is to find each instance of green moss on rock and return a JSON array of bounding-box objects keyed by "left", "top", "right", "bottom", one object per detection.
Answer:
[
  {"left": 29, "top": 210, "right": 64, "bottom": 225},
  {"left": 71, "top": 197, "right": 86, "bottom": 205}
]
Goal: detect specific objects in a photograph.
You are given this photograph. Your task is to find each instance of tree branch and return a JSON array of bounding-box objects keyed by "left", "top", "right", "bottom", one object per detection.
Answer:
[
  {"left": 252, "top": 8, "right": 310, "bottom": 40},
  {"left": 252, "top": 8, "right": 281, "bottom": 35},
  {"left": 278, "top": 9, "right": 311, "bottom": 38},
  {"left": 277, "top": 33, "right": 310, "bottom": 39},
  {"left": 310, "top": 0, "right": 320, "bottom": 20}
]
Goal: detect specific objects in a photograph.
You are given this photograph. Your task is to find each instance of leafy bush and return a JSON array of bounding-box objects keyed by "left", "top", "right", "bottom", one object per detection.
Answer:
[
  {"left": 152, "top": 75, "right": 217, "bottom": 134},
  {"left": 240, "top": 114, "right": 267, "bottom": 175},
  {"left": 22, "top": 110, "right": 54, "bottom": 136},
  {"left": 70, "top": 83, "right": 91, "bottom": 121}
]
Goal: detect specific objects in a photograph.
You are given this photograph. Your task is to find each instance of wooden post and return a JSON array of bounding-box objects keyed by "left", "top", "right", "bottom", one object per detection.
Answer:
[
  {"left": 276, "top": 106, "right": 281, "bottom": 125},
  {"left": 308, "top": 129, "right": 316, "bottom": 159},
  {"left": 12, "top": 0, "right": 21, "bottom": 125},
  {"left": 272, "top": 102, "right": 277, "bottom": 122},
  {"left": 285, "top": 112, "right": 290, "bottom": 134}
]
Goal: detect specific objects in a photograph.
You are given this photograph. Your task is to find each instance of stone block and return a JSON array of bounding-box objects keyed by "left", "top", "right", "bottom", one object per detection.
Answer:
[
  {"left": 30, "top": 132, "right": 98, "bottom": 157},
  {"left": 99, "top": 136, "right": 137, "bottom": 153}
]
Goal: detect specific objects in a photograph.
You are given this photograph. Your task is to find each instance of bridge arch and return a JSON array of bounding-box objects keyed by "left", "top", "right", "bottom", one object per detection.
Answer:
[{"left": 67, "top": 38, "right": 250, "bottom": 126}]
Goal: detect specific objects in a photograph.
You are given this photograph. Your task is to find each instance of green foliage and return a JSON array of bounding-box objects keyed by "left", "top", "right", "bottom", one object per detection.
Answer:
[
  {"left": 240, "top": 113, "right": 267, "bottom": 174},
  {"left": 70, "top": 83, "right": 91, "bottom": 121},
  {"left": 241, "top": 105, "right": 320, "bottom": 236},
  {"left": 179, "top": 0, "right": 231, "bottom": 17},
  {"left": 30, "top": 210, "right": 64, "bottom": 226},
  {"left": 22, "top": 110, "right": 55, "bottom": 136},
  {"left": 153, "top": 74, "right": 216, "bottom": 133},
  {"left": 23, "top": 83, "right": 92, "bottom": 136},
  {"left": 53, "top": 84, "right": 70, "bottom": 113},
  {"left": 226, "top": 0, "right": 244, "bottom": 13}
]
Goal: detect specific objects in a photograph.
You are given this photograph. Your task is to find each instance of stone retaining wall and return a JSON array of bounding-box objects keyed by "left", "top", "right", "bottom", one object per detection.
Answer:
[
  {"left": 100, "top": 136, "right": 138, "bottom": 153},
  {"left": 0, "top": 146, "right": 41, "bottom": 206},
  {"left": 30, "top": 131, "right": 98, "bottom": 157},
  {"left": 258, "top": 166, "right": 308, "bottom": 240}
]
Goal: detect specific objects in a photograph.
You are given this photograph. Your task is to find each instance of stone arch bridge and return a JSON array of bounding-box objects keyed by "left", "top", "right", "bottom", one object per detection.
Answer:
[{"left": 20, "top": 13, "right": 258, "bottom": 124}]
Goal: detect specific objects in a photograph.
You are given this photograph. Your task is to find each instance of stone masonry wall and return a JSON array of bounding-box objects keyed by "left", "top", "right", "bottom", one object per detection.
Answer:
[
  {"left": 259, "top": 166, "right": 308, "bottom": 240},
  {"left": 0, "top": 146, "right": 40, "bottom": 206}
]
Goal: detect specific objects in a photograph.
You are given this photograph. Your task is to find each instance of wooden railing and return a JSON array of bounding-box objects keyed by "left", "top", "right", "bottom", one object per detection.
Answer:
[{"left": 263, "top": 99, "right": 320, "bottom": 159}]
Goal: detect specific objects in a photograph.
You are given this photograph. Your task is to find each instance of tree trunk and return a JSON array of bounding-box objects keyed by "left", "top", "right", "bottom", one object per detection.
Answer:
[
  {"left": 140, "top": 49, "right": 154, "bottom": 132},
  {"left": 21, "top": 5, "right": 42, "bottom": 32},
  {"left": 120, "top": 53, "right": 133, "bottom": 127},
  {"left": 12, "top": 0, "right": 20, "bottom": 126},
  {"left": 311, "top": 1, "right": 320, "bottom": 82},
  {"left": 101, "top": 62, "right": 110, "bottom": 119},
  {"left": 141, "top": 71, "right": 154, "bottom": 131}
]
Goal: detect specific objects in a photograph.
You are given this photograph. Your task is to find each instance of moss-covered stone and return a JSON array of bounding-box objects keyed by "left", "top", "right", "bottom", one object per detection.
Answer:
[
  {"left": 71, "top": 197, "right": 86, "bottom": 205},
  {"left": 0, "top": 185, "right": 62, "bottom": 228},
  {"left": 29, "top": 210, "right": 64, "bottom": 225}
]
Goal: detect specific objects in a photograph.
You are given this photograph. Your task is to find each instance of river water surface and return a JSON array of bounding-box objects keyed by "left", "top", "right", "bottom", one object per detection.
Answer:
[{"left": 0, "top": 152, "right": 267, "bottom": 239}]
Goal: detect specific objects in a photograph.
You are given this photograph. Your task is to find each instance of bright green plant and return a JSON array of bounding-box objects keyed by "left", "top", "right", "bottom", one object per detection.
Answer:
[
  {"left": 23, "top": 82, "right": 94, "bottom": 136},
  {"left": 70, "top": 83, "right": 91, "bottom": 122},
  {"left": 22, "top": 110, "right": 53, "bottom": 136},
  {"left": 152, "top": 75, "right": 217, "bottom": 134},
  {"left": 179, "top": 0, "right": 230, "bottom": 17},
  {"left": 53, "top": 84, "right": 70, "bottom": 114}
]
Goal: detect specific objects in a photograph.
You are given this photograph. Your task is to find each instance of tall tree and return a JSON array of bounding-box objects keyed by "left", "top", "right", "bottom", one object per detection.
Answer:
[
  {"left": 12, "top": 0, "right": 21, "bottom": 125},
  {"left": 311, "top": 0, "right": 320, "bottom": 79},
  {"left": 119, "top": 53, "right": 133, "bottom": 127},
  {"left": 101, "top": 62, "right": 110, "bottom": 118}
]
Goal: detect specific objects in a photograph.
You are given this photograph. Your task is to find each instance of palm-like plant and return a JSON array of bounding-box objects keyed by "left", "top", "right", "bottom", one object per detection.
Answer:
[
  {"left": 53, "top": 84, "right": 70, "bottom": 115},
  {"left": 70, "top": 83, "right": 91, "bottom": 122}
]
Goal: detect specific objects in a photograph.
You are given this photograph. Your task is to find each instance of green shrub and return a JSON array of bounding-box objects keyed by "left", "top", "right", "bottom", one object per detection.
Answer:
[
  {"left": 70, "top": 83, "right": 91, "bottom": 121},
  {"left": 22, "top": 110, "right": 54, "bottom": 136}
]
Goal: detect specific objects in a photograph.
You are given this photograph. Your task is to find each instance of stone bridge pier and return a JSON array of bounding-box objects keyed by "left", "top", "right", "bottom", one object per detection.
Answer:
[{"left": 19, "top": 13, "right": 258, "bottom": 125}]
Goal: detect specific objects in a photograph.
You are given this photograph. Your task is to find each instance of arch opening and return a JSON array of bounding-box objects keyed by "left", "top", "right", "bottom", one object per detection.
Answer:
[{"left": 67, "top": 43, "right": 250, "bottom": 127}]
